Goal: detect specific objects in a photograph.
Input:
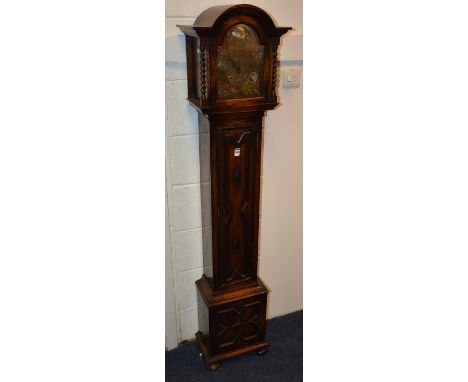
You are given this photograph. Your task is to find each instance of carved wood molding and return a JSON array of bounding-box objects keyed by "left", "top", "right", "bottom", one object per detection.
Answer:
[
  {"left": 272, "top": 45, "right": 279, "bottom": 96},
  {"left": 226, "top": 267, "right": 247, "bottom": 283},
  {"left": 216, "top": 301, "right": 260, "bottom": 348},
  {"left": 200, "top": 45, "right": 208, "bottom": 100}
]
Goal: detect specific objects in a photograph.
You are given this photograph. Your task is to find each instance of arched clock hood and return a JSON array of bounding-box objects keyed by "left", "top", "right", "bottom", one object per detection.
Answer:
[{"left": 177, "top": 4, "right": 291, "bottom": 115}]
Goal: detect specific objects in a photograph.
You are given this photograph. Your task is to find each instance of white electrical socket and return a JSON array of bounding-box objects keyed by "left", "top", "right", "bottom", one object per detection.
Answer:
[{"left": 282, "top": 66, "right": 301, "bottom": 88}]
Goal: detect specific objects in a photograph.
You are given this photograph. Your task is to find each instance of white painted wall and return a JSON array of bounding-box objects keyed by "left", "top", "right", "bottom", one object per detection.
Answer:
[
  {"left": 165, "top": 187, "right": 178, "bottom": 350},
  {"left": 165, "top": 0, "right": 303, "bottom": 348}
]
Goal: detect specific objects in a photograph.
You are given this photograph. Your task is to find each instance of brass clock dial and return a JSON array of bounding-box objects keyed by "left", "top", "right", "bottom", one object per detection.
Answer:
[{"left": 217, "top": 24, "right": 264, "bottom": 100}]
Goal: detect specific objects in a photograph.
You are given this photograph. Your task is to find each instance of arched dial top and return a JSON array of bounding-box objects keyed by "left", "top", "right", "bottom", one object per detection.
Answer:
[
  {"left": 217, "top": 24, "right": 264, "bottom": 100},
  {"left": 193, "top": 4, "right": 278, "bottom": 30}
]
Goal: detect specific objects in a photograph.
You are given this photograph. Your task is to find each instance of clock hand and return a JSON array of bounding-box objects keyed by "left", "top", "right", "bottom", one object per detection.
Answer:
[{"left": 231, "top": 58, "right": 241, "bottom": 73}]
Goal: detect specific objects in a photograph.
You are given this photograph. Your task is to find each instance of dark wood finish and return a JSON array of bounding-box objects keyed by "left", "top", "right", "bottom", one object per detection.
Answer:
[
  {"left": 178, "top": 4, "right": 290, "bottom": 115},
  {"left": 178, "top": 4, "right": 290, "bottom": 371},
  {"left": 196, "top": 330, "right": 269, "bottom": 371},
  {"left": 200, "top": 112, "right": 264, "bottom": 291}
]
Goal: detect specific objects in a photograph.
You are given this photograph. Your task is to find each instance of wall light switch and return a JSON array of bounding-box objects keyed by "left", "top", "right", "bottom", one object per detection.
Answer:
[{"left": 282, "top": 66, "right": 301, "bottom": 88}]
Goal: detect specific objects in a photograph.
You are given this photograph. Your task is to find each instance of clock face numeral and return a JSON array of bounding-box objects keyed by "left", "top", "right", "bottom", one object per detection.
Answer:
[{"left": 217, "top": 24, "right": 264, "bottom": 100}]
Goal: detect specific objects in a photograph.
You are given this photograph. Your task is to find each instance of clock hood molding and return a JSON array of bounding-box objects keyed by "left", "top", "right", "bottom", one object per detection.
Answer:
[{"left": 178, "top": 4, "right": 290, "bottom": 38}]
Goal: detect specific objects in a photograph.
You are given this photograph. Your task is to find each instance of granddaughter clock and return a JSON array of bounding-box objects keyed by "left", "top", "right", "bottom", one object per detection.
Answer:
[{"left": 178, "top": 4, "right": 290, "bottom": 371}]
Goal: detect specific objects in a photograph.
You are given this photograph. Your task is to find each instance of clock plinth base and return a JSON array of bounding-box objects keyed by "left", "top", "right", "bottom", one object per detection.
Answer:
[
  {"left": 195, "top": 275, "right": 270, "bottom": 370},
  {"left": 196, "top": 331, "right": 269, "bottom": 371}
]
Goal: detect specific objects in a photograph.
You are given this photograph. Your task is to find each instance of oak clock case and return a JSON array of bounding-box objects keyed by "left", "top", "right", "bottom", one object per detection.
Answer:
[{"left": 177, "top": 5, "right": 290, "bottom": 371}]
